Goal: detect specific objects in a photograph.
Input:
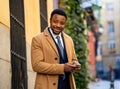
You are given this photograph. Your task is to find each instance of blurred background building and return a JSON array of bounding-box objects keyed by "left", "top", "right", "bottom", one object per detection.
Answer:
[
  {"left": 81, "top": 0, "right": 103, "bottom": 79},
  {"left": 100, "top": 0, "right": 120, "bottom": 79},
  {"left": 81, "top": 0, "right": 120, "bottom": 80}
]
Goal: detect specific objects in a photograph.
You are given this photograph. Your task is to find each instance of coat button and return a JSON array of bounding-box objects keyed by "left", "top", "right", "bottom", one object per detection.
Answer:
[
  {"left": 55, "top": 57, "right": 57, "bottom": 60},
  {"left": 53, "top": 83, "right": 56, "bottom": 85}
]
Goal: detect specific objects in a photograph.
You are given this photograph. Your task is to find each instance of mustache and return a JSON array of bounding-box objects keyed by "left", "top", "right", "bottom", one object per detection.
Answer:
[{"left": 55, "top": 26, "right": 61, "bottom": 29}]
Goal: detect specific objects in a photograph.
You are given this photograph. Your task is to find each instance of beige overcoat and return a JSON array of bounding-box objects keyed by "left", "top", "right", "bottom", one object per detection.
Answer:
[{"left": 31, "top": 27, "right": 78, "bottom": 89}]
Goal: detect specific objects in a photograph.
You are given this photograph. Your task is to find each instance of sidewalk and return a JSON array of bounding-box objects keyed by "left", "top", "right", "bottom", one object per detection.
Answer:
[{"left": 88, "top": 80, "right": 120, "bottom": 89}]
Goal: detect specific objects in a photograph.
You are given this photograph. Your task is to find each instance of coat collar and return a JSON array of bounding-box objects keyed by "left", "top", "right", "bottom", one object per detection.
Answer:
[{"left": 43, "top": 27, "right": 71, "bottom": 61}]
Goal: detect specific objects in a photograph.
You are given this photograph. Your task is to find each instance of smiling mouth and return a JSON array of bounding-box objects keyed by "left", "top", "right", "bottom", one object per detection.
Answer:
[
  {"left": 53, "top": 29, "right": 61, "bottom": 35},
  {"left": 55, "top": 28, "right": 61, "bottom": 31}
]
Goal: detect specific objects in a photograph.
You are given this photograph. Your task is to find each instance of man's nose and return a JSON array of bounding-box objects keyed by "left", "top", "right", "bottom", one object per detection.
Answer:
[{"left": 56, "top": 23, "right": 61, "bottom": 27}]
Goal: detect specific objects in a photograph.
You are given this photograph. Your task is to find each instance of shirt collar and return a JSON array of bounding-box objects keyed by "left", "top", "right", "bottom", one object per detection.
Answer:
[{"left": 49, "top": 27, "right": 62, "bottom": 38}]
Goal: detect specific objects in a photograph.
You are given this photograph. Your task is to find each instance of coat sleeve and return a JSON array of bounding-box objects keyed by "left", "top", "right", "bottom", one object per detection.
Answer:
[{"left": 31, "top": 36, "right": 64, "bottom": 75}]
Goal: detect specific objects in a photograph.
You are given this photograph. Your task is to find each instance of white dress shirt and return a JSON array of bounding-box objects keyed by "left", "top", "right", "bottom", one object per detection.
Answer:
[{"left": 49, "top": 28, "right": 64, "bottom": 48}]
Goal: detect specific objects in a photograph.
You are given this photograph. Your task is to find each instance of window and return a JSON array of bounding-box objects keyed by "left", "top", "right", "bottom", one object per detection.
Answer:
[
  {"left": 116, "top": 56, "right": 120, "bottom": 68},
  {"left": 108, "top": 22, "right": 114, "bottom": 36},
  {"left": 10, "top": 0, "right": 27, "bottom": 89},
  {"left": 108, "top": 40, "right": 115, "bottom": 53},
  {"left": 106, "top": 3, "right": 114, "bottom": 11}
]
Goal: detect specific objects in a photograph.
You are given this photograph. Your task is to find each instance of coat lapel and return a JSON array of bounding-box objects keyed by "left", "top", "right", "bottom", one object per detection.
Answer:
[
  {"left": 44, "top": 28, "right": 59, "bottom": 56},
  {"left": 62, "top": 33, "right": 71, "bottom": 62}
]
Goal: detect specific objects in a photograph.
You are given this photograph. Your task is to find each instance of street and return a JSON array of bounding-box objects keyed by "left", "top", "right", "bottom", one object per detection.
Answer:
[{"left": 88, "top": 80, "right": 120, "bottom": 89}]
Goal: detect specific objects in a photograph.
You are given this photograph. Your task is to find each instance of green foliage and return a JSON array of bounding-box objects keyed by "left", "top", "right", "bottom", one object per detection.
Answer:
[{"left": 60, "top": 0, "right": 90, "bottom": 89}]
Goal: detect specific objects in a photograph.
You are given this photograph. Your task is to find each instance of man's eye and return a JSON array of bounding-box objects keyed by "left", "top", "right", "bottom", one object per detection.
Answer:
[{"left": 54, "top": 20, "right": 58, "bottom": 23}]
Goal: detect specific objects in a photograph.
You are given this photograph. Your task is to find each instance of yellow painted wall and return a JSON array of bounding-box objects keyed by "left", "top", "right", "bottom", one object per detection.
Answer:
[
  {"left": 24, "top": 0, "right": 55, "bottom": 44},
  {"left": 24, "top": 0, "right": 41, "bottom": 89},
  {"left": 0, "top": 0, "right": 10, "bottom": 28},
  {"left": 47, "top": 0, "right": 54, "bottom": 26},
  {"left": 24, "top": 0, "right": 40, "bottom": 44}
]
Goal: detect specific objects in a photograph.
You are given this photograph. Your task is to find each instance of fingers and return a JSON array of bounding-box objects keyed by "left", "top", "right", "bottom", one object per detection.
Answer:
[
  {"left": 72, "top": 61, "right": 81, "bottom": 68},
  {"left": 66, "top": 63, "right": 76, "bottom": 67},
  {"left": 74, "top": 67, "right": 80, "bottom": 71},
  {"left": 64, "top": 63, "right": 74, "bottom": 72},
  {"left": 64, "top": 62, "right": 81, "bottom": 72}
]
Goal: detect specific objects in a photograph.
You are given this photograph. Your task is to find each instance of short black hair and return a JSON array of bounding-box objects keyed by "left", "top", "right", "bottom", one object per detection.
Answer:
[{"left": 50, "top": 9, "right": 67, "bottom": 20}]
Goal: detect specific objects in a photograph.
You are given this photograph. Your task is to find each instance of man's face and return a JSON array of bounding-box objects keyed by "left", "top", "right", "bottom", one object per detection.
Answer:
[{"left": 50, "top": 14, "right": 67, "bottom": 35}]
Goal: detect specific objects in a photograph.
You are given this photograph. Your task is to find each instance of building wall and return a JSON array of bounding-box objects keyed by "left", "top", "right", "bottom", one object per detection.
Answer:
[
  {"left": 0, "top": 0, "right": 55, "bottom": 89},
  {"left": 100, "top": 0, "right": 120, "bottom": 69},
  {"left": 88, "top": 32, "right": 96, "bottom": 77},
  {"left": 0, "top": 0, "right": 10, "bottom": 27},
  {"left": 0, "top": 0, "right": 10, "bottom": 89},
  {"left": 0, "top": 23, "right": 11, "bottom": 89}
]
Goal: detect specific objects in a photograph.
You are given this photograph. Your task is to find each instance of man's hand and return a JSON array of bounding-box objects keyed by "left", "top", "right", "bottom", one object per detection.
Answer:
[
  {"left": 64, "top": 63, "right": 76, "bottom": 72},
  {"left": 64, "top": 61, "right": 81, "bottom": 72},
  {"left": 71, "top": 61, "right": 81, "bottom": 72}
]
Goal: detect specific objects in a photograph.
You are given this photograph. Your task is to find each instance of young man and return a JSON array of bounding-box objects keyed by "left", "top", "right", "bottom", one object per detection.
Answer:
[{"left": 31, "top": 9, "right": 80, "bottom": 89}]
